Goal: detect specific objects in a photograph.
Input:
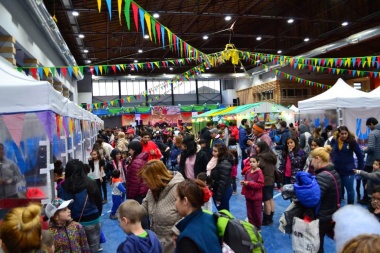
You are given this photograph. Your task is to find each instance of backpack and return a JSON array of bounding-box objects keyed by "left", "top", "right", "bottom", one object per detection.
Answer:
[
  {"left": 213, "top": 210, "right": 266, "bottom": 253},
  {"left": 294, "top": 171, "right": 321, "bottom": 209},
  {"left": 303, "top": 132, "right": 311, "bottom": 154}
]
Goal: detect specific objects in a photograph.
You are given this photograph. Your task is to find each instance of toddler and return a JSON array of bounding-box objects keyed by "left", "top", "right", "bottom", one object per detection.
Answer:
[
  {"left": 354, "top": 159, "right": 380, "bottom": 198},
  {"left": 197, "top": 172, "right": 213, "bottom": 211},
  {"left": 110, "top": 169, "right": 127, "bottom": 220}
]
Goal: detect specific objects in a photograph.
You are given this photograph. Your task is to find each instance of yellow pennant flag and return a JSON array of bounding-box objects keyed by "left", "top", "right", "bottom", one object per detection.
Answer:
[
  {"left": 337, "top": 69, "right": 341, "bottom": 74},
  {"left": 154, "top": 62, "right": 160, "bottom": 68},
  {"left": 69, "top": 118, "right": 74, "bottom": 136},
  {"left": 97, "top": 0, "right": 101, "bottom": 12},
  {"left": 137, "top": 63, "right": 143, "bottom": 69},
  {"left": 43, "top": 67, "right": 50, "bottom": 77},
  {"left": 346, "top": 58, "right": 351, "bottom": 67},
  {"left": 118, "top": 0, "right": 123, "bottom": 25},
  {"left": 73, "top": 66, "right": 79, "bottom": 76},
  {"left": 144, "top": 13, "right": 152, "bottom": 41},
  {"left": 99, "top": 66, "right": 103, "bottom": 75},
  {"left": 367, "top": 57, "right": 372, "bottom": 67},
  {"left": 316, "top": 66, "right": 320, "bottom": 72},
  {"left": 357, "top": 71, "right": 361, "bottom": 76},
  {"left": 127, "top": 97, "right": 131, "bottom": 103},
  {"left": 110, "top": 100, "right": 114, "bottom": 106},
  {"left": 120, "top": 64, "right": 125, "bottom": 71}
]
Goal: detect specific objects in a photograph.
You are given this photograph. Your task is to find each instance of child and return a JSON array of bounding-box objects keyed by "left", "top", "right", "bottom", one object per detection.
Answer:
[
  {"left": 370, "top": 186, "right": 380, "bottom": 221},
  {"left": 40, "top": 230, "right": 55, "bottom": 253},
  {"left": 53, "top": 160, "right": 64, "bottom": 190},
  {"left": 230, "top": 149, "right": 238, "bottom": 194},
  {"left": 354, "top": 159, "right": 380, "bottom": 199},
  {"left": 110, "top": 169, "right": 127, "bottom": 220},
  {"left": 117, "top": 199, "right": 162, "bottom": 253},
  {"left": 241, "top": 156, "right": 265, "bottom": 230},
  {"left": 303, "top": 137, "right": 325, "bottom": 175},
  {"left": 45, "top": 198, "right": 90, "bottom": 253},
  {"left": 197, "top": 172, "right": 213, "bottom": 211}
]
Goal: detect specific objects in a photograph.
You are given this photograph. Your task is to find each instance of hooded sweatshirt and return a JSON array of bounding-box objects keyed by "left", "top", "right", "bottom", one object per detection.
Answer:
[
  {"left": 365, "top": 123, "right": 380, "bottom": 166},
  {"left": 117, "top": 230, "right": 162, "bottom": 253}
]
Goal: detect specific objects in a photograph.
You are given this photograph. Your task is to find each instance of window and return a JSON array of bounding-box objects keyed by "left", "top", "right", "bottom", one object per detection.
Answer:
[
  {"left": 173, "top": 80, "right": 196, "bottom": 94},
  {"left": 287, "top": 89, "right": 295, "bottom": 97},
  {"left": 282, "top": 89, "right": 286, "bottom": 97},
  {"left": 295, "top": 89, "right": 302, "bottom": 97},
  {"left": 198, "top": 80, "right": 220, "bottom": 94},
  {"left": 120, "top": 80, "right": 145, "bottom": 95},
  {"left": 354, "top": 82, "right": 362, "bottom": 90},
  {"left": 92, "top": 80, "right": 119, "bottom": 96},
  {"left": 147, "top": 80, "right": 164, "bottom": 95},
  {"left": 303, "top": 89, "right": 308, "bottom": 96}
]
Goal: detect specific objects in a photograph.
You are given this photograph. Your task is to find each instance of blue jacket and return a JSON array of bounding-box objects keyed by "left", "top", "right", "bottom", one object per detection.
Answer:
[
  {"left": 238, "top": 125, "right": 248, "bottom": 150},
  {"left": 117, "top": 230, "right": 162, "bottom": 253},
  {"left": 175, "top": 208, "right": 222, "bottom": 253},
  {"left": 275, "top": 128, "right": 292, "bottom": 151},
  {"left": 330, "top": 138, "right": 364, "bottom": 176}
]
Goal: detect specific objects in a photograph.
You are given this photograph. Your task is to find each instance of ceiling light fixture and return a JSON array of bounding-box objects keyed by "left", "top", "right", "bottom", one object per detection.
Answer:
[
  {"left": 83, "top": 49, "right": 89, "bottom": 53},
  {"left": 153, "top": 12, "right": 160, "bottom": 18},
  {"left": 86, "top": 60, "right": 91, "bottom": 64},
  {"left": 72, "top": 11, "right": 79, "bottom": 16},
  {"left": 169, "top": 67, "right": 173, "bottom": 71},
  {"left": 144, "top": 34, "right": 149, "bottom": 39},
  {"left": 203, "top": 35, "right": 209, "bottom": 40},
  {"left": 225, "top": 16, "right": 231, "bottom": 21},
  {"left": 78, "top": 34, "right": 85, "bottom": 38},
  {"left": 304, "top": 38, "right": 310, "bottom": 42},
  {"left": 256, "top": 36, "right": 262, "bottom": 41},
  {"left": 134, "top": 59, "right": 138, "bottom": 63},
  {"left": 287, "top": 18, "right": 294, "bottom": 24},
  {"left": 350, "top": 38, "right": 359, "bottom": 44},
  {"left": 277, "top": 50, "right": 282, "bottom": 54},
  {"left": 138, "top": 49, "right": 143, "bottom": 53},
  {"left": 342, "top": 21, "right": 348, "bottom": 26}
]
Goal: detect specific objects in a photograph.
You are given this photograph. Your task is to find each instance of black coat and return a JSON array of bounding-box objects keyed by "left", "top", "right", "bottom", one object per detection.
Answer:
[
  {"left": 179, "top": 149, "right": 209, "bottom": 179},
  {"left": 211, "top": 155, "right": 233, "bottom": 202},
  {"left": 315, "top": 164, "right": 342, "bottom": 222}
]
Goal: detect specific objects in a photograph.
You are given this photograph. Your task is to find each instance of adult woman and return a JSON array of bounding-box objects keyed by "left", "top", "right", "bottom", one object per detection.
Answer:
[
  {"left": 309, "top": 146, "right": 341, "bottom": 253},
  {"left": 179, "top": 135, "right": 208, "bottom": 179},
  {"left": 256, "top": 141, "right": 277, "bottom": 225},
  {"left": 279, "top": 136, "right": 307, "bottom": 185},
  {"left": 108, "top": 148, "right": 126, "bottom": 184},
  {"left": 116, "top": 132, "right": 129, "bottom": 152},
  {"left": 88, "top": 150, "right": 107, "bottom": 204},
  {"left": 58, "top": 159, "right": 102, "bottom": 253},
  {"left": 174, "top": 179, "right": 221, "bottom": 253},
  {"left": 210, "top": 144, "right": 233, "bottom": 211},
  {"left": 138, "top": 160, "right": 184, "bottom": 253},
  {"left": 0, "top": 204, "right": 42, "bottom": 253},
  {"left": 330, "top": 126, "right": 364, "bottom": 204},
  {"left": 125, "top": 141, "right": 149, "bottom": 204}
]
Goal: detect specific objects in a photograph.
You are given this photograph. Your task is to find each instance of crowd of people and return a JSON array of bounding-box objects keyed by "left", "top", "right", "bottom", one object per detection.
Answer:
[{"left": 1, "top": 117, "right": 380, "bottom": 253}]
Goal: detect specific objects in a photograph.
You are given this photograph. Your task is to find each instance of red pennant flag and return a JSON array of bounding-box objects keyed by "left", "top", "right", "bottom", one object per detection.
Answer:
[
  {"left": 111, "top": 65, "right": 116, "bottom": 73},
  {"left": 348, "top": 70, "right": 352, "bottom": 75},
  {"left": 321, "top": 59, "right": 325, "bottom": 66},
  {"left": 131, "top": 3, "right": 139, "bottom": 32},
  {"left": 156, "top": 23, "right": 161, "bottom": 45},
  {"left": 308, "top": 65, "right": 313, "bottom": 71},
  {"left": 30, "top": 68, "right": 37, "bottom": 78},
  {"left": 328, "top": 68, "right": 332, "bottom": 74},
  {"left": 173, "top": 34, "right": 177, "bottom": 53},
  {"left": 162, "top": 61, "right": 167, "bottom": 67},
  {"left": 103, "top": 101, "right": 108, "bottom": 107},
  {"left": 147, "top": 62, "right": 151, "bottom": 69},
  {"left": 61, "top": 67, "right": 67, "bottom": 77},
  {"left": 121, "top": 98, "right": 125, "bottom": 104},
  {"left": 370, "top": 72, "right": 374, "bottom": 77}
]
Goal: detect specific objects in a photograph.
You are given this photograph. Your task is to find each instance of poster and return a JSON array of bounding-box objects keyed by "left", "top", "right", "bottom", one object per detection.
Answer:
[{"left": 151, "top": 106, "right": 180, "bottom": 115}]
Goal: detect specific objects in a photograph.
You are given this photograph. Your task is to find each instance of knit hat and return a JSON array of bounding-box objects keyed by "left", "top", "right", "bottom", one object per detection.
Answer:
[
  {"left": 45, "top": 198, "right": 73, "bottom": 219},
  {"left": 209, "top": 128, "right": 219, "bottom": 134},
  {"left": 253, "top": 121, "right": 265, "bottom": 133}
]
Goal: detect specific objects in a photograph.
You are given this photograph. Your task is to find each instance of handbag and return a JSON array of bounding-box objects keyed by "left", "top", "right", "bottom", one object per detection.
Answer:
[
  {"left": 292, "top": 216, "right": 320, "bottom": 253},
  {"left": 321, "top": 170, "right": 340, "bottom": 239}
]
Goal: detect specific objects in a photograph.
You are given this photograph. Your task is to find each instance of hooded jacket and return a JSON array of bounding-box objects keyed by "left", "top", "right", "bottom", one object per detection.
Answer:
[
  {"left": 117, "top": 230, "right": 162, "bottom": 253},
  {"left": 141, "top": 140, "right": 162, "bottom": 161},
  {"left": 365, "top": 123, "right": 380, "bottom": 166},
  {"left": 142, "top": 171, "right": 184, "bottom": 253},
  {"left": 298, "top": 124, "right": 312, "bottom": 151},
  {"left": 275, "top": 128, "right": 292, "bottom": 151},
  {"left": 49, "top": 219, "right": 90, "bottom": 253},
  {"left": 211, "top": 155, "right": 233, "bottom": 202},
  {"left": 258, "top": 150, "right": 277, "bottom": 186},
  {"left": 357, "top": 169, "right": 380, "bottom": 195},
  {"left": 126, "top": 152, "right": 149, "bottom": 199}
]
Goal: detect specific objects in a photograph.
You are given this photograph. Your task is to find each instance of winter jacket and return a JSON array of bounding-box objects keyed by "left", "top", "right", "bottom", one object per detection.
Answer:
[
  {"left": 298, "top": 124, "right": 312, "bottom": 153},
  {"left": 210, "top": 155, "right": 233, "bottom": 202},
  {"left": 175, "top": 208, "right": 222, "bottom": 253},
  {"left": 126, "top": 152, "right": 149, "bottom": 199},
  {"left": 117, "top": 137, "right": 129, "bottom": 152},
  {"left": 249, "top": 132, "right": 272, "bottom": 156},
  {"left": 49, "top": 220, "right": 90, "bottom": 253},
  {"left": 241, "top": 169, "right": 264, "bottom": 201},
  {"left": 258, "top": 151, "right": 277, "bottom": 186},
  {"left": 112, "top": 178, "right": 126, "bottom": 196},
  {"left": 210, "top": 136, "right": 225, "bottom": 149},
  {"left": 238, "top": 125, "right": 248, "bottom": 150},
  {"left": 230, "top": 126, "right": 239, "bottom": 141},
  {"left": 357, "top": 169, "right": 380, "bottom": 195},
  {"left": 179, "top": 145, "right": 209, "bottom": 179},
  {"left": 275, "top": 128, "right": 292, "bottom": 151},
  {"left": 142, "top": 172, "right": 184, "bottom": 253},
  {"left": 117, "top": 230, "right": 162, "bottom": 253},
  {"left": 315, "top": 164, "right": 341, "bottom": 223},
  {"left": 330, "top": 137, "right": 364, "bottom": 176},
  {"left": 200, "top": 127, "right": 212, "bottom": 148},
  {"left": 141, "top": 140, "right": 162, "bottom": 161},
  {"left": 365, "top": 123, "right": 380, "bottom": 166},
  {"left": 279, "top": 149, "right": 307, "bottom": 184},
  {"left": 0, "top": 157, "right": 24, "bottom": 198}
]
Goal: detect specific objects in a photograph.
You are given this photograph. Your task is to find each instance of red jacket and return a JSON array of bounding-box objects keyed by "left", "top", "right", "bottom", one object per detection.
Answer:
[
  {"left": 141, "top": 140, "right": 162, "bottom": 161},
  {"left": 230, "top": 126, "right": 239, "bottom": 141},
  {"left": 241, "top": 157, "right": 251, "bottom": 175},
  {"left": 125, "top": 152, "right": 149, "bottom": 199},
  {"left": 241, "top": 168, "right": 264, "bottom": 201}
]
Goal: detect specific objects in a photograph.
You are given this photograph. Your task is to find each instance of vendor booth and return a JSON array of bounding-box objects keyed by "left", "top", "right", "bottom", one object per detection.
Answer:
[
  {"left": 0, "top": 59, "right": 103, "bottom": 214},
  {"left": 298, "top": 78, "right": 380, "bottom": 143}
]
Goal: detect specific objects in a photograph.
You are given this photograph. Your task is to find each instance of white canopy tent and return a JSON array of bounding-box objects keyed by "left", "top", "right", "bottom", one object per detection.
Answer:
[
  {"left": 289, "top": 105, "right": 299, "bottom": 113},
  {"left": 368, "top": 85, "right": 380, "bottom": 97}
]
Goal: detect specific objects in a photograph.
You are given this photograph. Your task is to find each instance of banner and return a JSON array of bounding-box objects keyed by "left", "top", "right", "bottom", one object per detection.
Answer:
[{"left": 151, "top": 106, "right": 180, "bottom": 115}]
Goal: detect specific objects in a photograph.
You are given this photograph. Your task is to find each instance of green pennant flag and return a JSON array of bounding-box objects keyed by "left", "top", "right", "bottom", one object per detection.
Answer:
[
  {"left": 78, "top": 66, "right": 84, "bottom": 74},
  {"left": 124, "top": 0, "right": 132, "bottom": 30},
  {"left": 50, "top": 67, "right": 56, "bottom": 75},
  {"left": 17, "top": 67, "right": 22, "bottom": 73},
  {"left": 151, "top": 18, "right": 157, "bottom": 43}
]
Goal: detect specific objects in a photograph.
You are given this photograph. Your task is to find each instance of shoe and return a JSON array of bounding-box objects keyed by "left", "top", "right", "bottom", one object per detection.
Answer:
[
  {"left": 232, "top": 191, "right": 237, "bottom": 195},
  {"left": 102, "top": 199, "right": 107, "bottom": 204},
  {"left": 98, "top": 247, "right": 103, "bottom": 252},
  {"left": 110, "top": 214, "right": 117, "bottom": 220},
  {"left": 262, "top": 214, "right": 273, "bottom": 226}
]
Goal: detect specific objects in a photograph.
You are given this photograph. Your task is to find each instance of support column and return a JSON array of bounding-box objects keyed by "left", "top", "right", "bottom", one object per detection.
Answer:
[
  {"left": 0, "top": 36, "right": 16, "bottom": 66},
  {"left": 24, "top": 58, "right": 40, "bottom": 80}
]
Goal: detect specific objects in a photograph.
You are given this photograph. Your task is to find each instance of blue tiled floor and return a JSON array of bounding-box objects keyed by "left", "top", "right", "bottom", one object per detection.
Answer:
[{"left": 100, "top": 176, "right": 363, "bottom": 253}]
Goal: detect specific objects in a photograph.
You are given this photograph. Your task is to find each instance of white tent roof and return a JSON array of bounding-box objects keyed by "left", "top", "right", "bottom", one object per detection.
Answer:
[
  {"left": 0, "top": 59, "right": 103, "bottom": 124},
  {"left": 298, "top": 78, "right": 378, "bottom": 111},
  {"left": 368, "top": 86, "right": 380, "bottom": 97},
  {"left": 289, "top": 105, "right": 299, "bottom": 113}
]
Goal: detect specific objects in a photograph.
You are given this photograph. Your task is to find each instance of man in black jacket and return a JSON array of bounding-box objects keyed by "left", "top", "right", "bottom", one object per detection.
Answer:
[{"left": 200, "top": 121, "right": 214, "bottom": 157}]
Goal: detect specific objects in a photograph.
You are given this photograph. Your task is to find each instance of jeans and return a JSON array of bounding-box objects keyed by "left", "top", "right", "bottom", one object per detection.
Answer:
[
  {"left": 214, "top": 185, "right": 233, "bottom": 211},
  {"left": 111, "top": 195, "right": 123, "bottom": 215},
  {"left": 83, "top": 222, "right": 101, "bottom": 253},
  {"left": 340, "top": 174, "right": 355, "bottom": 204}
]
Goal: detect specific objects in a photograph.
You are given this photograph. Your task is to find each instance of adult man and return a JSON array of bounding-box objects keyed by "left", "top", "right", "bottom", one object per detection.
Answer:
[
  {"left": 299, "top": 124, "right": 312, "bottom": 154},
  {"left": 200, "top": 121, "right": 214, "bottom": 154},
  {"left": 126, "top": 128, "right": 141, "bottom": 142},
  {"left": 239, "top": 119, "right": 250, "bottom": 166},
  {"left": 0, "top": 143, "right": 24, "bottom": 199},
  {"left": 209, "top": 128, "right": 225, "bottom": 149},
  {"left": 274, "top": 121, "right": 292, "bottom": 151},
  {"left": 95, "top": 138, "right": 113, "bottom": 161},
  {"left": 248, "top": 121, "right": 272, "bottom": 156},
  {"left": 140, "top": 131, "right": 162, "bottom": 161},
  {"left": 360, "top": 117, "right": 380, "bottom": 204},
  {"left": 219, "top": 123, "right": 229, "bottom": 146}
]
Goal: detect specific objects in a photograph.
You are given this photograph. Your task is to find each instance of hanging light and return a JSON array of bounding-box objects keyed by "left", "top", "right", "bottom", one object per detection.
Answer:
[{"left": 153, "top": 12, "right": 160, "bottom": 18}]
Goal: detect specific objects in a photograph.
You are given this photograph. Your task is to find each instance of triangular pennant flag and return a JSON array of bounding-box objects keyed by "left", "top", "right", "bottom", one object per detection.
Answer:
[
  {"left": 151, "top": 18, "right": 157, "bottom": 43},
  {"left": 131, "top": 3, "right": 139, "bottom": 32},
  {"left": 94, "top": 66, "right": 99, "bottom": 75},
  {"left": 67, "top": 67, "right": 73, "bottom": 77},
  {"left": 124, "top": 0, "right": 132, "bottom": 30},
  {"left": 35, "top": 111, "right": 55, "bottom": 142},
  {"left": 118, "top": 0, "right": 123, "bottom": 24},
  {"left": 38, "top": 68, "right": 43, "bottom": 79},
  {"left": 97, "top": 0, "right": 101, "bottom": 12},
  {"left": 2, "top": 113, "right": 25, "bottom": 147},
  {"left": 111, "top": 65, "right": 116, "bottom": 73},
  {"left": 106, "top": 0, "right": 112, "bottom": 20},
  {"left": 99, "top": 65, "right": 103, "bottom": 75},
  {"left": 139, "top": 9, "right": 145, "bottom": 36},
  {"left": 24, "top": 68, "right": 30, "bottom": 76},
  {"left": 50, "top": 67, "right": 55, "bottom": 76},
  {"left": 73, "top": 66, "right": 79, "bottom": 76},
  {"left": 61, "top": 67, "right": 67, "bottom": 77},
  {"left": 144, "top": 12, "right": 152, "bottom": 40}
]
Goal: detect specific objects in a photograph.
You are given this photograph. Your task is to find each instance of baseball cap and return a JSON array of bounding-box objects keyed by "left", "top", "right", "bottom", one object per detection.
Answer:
[
  {"left": 126, "top": 128, "right": 135, "bottom": 134},
  {"left": 209, "top": 128, "right": 219, "bottom": 134},
  {"left": 45, "top": 198, "right": 73, "bottom": 219}
]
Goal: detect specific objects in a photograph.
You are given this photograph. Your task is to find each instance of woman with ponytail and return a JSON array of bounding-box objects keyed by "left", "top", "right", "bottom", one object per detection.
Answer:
[{"left": 173, "top": 179, "right": 222, "bottom": 253}]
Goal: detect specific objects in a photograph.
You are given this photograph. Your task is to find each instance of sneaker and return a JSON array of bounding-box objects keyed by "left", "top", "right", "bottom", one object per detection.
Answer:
[
  {"left": 98, "top": 247, "right": 103, "bottom": 252},
  {"left": 102, "top": 199, "right": 107, "bottom": 204},
  {"left": 110, "top": 214, "right": 117, "bottom": 220},
  {"left": 232, "top": 191, "right": 237, "bottom": 195}
]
